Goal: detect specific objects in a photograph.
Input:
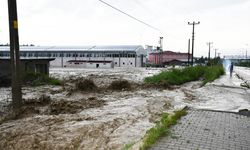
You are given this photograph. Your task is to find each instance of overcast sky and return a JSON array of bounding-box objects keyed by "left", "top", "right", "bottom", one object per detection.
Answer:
[{"left": 0, "top": 0, "right": 250, "bottom": 57}]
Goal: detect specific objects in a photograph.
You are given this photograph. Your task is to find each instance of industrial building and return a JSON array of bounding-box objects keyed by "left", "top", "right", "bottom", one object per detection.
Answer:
[
  {"left": 149, "top": 51, "right": 192, "bottom": 65},
  {"left": 0, "top": 45, "right": 147, "bottom": 68}
]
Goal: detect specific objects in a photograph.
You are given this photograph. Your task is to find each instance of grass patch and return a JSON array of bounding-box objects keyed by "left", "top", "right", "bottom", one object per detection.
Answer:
[
  {"left": 23, "top": 72, "right": 62, "bottom": 86},
  {"left": 140, "top": 109, "right": 187, "bottom": 150},
  {"left": 122, "top": 142, "right": 135, "bottom": 150},
  {"left": 145, "top": 65, "right": 224, "bottom": 86},
  {"left": 203, "top": 65, "right": 225, "bottom": 85}
]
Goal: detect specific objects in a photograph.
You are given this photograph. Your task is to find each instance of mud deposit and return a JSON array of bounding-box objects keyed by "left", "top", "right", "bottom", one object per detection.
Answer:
[{"left": 0, "top": 67, "right": 249, "bottom": 150}]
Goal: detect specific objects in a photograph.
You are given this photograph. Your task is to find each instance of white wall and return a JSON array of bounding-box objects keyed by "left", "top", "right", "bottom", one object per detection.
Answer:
[
  {"left": 43, "top": 52, "right": 147, "bottom": 68},
  {"left": 66, "top": 61, "right": 113, "bottom": 69}
]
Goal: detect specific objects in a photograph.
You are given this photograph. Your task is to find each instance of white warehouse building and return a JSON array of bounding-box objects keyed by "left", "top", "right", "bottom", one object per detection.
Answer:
[{"left": 0, "top": 45, "right": 147, "bottom": 68}]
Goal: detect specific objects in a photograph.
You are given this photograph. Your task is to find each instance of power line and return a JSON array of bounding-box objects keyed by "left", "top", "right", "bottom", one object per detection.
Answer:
[{"left": 98, "top": 0, "right": 161, "bottom": 32}]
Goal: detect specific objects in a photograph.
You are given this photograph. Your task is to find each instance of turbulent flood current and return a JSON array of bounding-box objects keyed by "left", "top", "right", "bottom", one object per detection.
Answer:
[{"left": 0, "top": 67, "right": 249, "bottom": 150}]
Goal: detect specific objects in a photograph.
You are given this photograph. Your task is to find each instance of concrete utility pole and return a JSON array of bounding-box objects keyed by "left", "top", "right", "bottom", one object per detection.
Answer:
[
  {"left": 207, "top": 42, "right": 213, "bottom": 61},
  {"left": 214, "top": 49, "right": 218, "bottom": 58},
  {"left": 188, "top": 21, "right": 200, "bottom": 66},
  {"left": 158, "top": 37, "right": 163, "bottom": 66},
  {"left": 188, "top": 39, "right": 190, "bottom": 66},
  {"left": 8, "top": 0, "right": 22, "bottom": 110}
]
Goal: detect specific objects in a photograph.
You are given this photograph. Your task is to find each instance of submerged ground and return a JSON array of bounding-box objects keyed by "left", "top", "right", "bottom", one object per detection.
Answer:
[{"left": 0, "top": 66, "right": 249, "bottom": 150}]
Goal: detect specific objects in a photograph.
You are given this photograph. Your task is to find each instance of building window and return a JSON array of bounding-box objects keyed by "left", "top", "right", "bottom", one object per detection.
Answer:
[
  {"left": 52, "top": 53, "right": 55, "bottom": 57},
  {"left": 123, "top": 62, "right": 125, "bottom": 65},
  {"left": 130, "top": 62, "right": 133, "bottom": 65},
  {"left": 115, "top": 62, "right": 117, "bottom": 65}
]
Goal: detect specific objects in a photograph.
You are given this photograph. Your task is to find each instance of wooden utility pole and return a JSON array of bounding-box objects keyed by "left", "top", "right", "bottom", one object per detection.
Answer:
[
  {"left": 8, "top": 0, "right": 22, "bottom": 110},
  {"left": 188, "top": 21, "right": 200, "bottom": 66}
]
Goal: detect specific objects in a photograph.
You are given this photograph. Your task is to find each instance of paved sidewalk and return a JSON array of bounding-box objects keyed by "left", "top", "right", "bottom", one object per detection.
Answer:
[{"left": 150, "top": 109, "right": 250, "bottom": 150}]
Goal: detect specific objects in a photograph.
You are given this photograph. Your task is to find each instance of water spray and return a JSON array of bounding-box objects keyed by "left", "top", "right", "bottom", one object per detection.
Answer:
[{"left": 222, "top": 59, "right": 231, "bottom": 73}]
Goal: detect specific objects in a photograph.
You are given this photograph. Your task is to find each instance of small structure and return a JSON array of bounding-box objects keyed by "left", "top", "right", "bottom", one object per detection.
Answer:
[
  {"left": 66, "top": 60, "right": 114, "bottom": 69},
  {"left": 0, "top": 58, "right": 55, "bottom": 80}
]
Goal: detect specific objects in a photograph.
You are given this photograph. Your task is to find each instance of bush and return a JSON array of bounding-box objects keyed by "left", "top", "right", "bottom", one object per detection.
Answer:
[
  {"left": 109, "top": 80, "right": 131, "bottom": 91},
  {"left": 75, "top": 79, "right": 97, "bottom": 91}
]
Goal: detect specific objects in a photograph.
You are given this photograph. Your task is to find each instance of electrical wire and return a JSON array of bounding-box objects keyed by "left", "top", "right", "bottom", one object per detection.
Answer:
[
  {"left": 98, "top": 0, "right": 188, "bottom": 40},
  {"left": 98, "top": 0, "right": 162, "bottom": 32}
]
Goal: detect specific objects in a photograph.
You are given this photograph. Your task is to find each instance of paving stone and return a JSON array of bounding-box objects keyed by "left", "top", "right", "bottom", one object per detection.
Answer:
[{"left": 149, "top": 109, "right": 250, "bottom": 150}]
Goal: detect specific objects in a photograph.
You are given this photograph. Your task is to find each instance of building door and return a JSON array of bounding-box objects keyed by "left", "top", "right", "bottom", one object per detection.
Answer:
[
  {"left": 140, "top": 55, "right": 144, "bottom": 67},
  {"left": 96, "top": 64, "right": 99, "bottom": 68},
  {"left": 35, "top": 64, "right": 47, "bottom": 74}
]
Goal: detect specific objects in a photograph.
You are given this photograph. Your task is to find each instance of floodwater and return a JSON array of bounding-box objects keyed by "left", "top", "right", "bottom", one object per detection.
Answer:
[
  {"left": 0, "top": 66, "right": 249, "bottom": 149},
  {"left": 192, "top": 67, "right": 250, "bottom": 111}
]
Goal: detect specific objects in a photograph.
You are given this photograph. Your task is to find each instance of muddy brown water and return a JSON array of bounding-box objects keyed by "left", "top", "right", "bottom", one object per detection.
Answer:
[{"left": 1, "top": 67, "right": 249, "bottom": 150}]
